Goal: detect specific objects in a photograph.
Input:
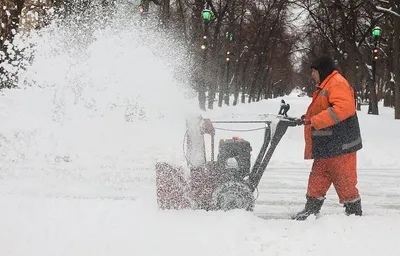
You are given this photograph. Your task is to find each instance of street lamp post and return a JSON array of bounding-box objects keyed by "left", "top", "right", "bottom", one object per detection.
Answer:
[
  {"left": 238, "top": 46, "right": 249, "bottom": 104},
  {"left": 355, "top": 59, "right": 361, "bottom": 110},
  {"left": 368, "top": 26, "right": 382, "bottom": 115},
  {"left": 199, "top": 8, "right": 213, "bottom": 110}
]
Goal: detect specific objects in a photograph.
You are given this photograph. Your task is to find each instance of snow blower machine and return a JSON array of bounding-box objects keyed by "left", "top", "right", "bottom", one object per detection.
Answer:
[{"left": 156, "top": 115, "right": 302, "bottom": 212}]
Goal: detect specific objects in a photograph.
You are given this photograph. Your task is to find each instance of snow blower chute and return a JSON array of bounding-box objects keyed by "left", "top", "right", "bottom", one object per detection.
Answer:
[{"left": 156, "top": 115, "right": 301, "bottom": 211}]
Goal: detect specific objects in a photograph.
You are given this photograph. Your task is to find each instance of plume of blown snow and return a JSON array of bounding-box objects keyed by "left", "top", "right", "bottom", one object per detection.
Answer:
[{"left": 0, "top": 4, "right": 200, "bottom": 167}]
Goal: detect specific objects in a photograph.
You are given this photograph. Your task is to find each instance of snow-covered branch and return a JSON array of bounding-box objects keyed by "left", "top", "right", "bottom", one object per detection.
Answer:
[
  {"left": 288, "top": 47, "right": 311, "bottom": 54},
  {"left": 376, "top": 6, "right": 400, "bottom": 18}
]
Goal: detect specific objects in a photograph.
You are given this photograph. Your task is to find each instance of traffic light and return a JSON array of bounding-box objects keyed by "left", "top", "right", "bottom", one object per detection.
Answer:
[
  {"left": 226, "top": 51, "right": 231, "bottom": 62},
  {"left": 373, "top": 48, "right": 379, "bottom": 60},
  {"left": 201, "top": 35, "right": 207, "bottom": 50}
]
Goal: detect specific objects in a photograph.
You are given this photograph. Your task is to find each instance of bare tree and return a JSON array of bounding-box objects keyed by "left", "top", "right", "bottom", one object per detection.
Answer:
[
  {"left": 295, "top": 0, "right": 388, "bottom": 115},
  {"left": 372, "top": 0, "right": 400, "bottom": 119},
  {"left": 1, "top": 0, "right": 24, "bottom": 88}
]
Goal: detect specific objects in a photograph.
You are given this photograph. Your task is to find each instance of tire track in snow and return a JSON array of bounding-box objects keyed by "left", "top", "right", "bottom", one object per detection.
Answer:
[{"left": 255, "top": 167, "right": 400, "bottom": 217}]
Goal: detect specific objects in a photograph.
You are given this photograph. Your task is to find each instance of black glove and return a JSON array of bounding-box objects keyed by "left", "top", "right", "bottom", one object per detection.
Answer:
[
  {"left": 293, "top": 115, "right": 310, "bottom": 126},
  {"left": 295, "top": 118, "right": 304, "bottom": 126}
]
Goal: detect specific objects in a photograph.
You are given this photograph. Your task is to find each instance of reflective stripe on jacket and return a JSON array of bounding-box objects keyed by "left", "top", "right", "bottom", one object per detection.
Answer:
[{"left": 304, "top": 70, "right": 362, "bottom": 159}]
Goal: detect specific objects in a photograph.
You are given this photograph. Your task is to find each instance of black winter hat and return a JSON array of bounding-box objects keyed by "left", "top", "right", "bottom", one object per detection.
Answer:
[{"left": 310, "top": 56, "right": 336, "bottom": 84}]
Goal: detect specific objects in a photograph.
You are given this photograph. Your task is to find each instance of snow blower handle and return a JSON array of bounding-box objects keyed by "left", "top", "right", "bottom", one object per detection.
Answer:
[
  {"left": 248, "top": 116, "right": 303, "bottom": 190},
  {"left": 279, "top": 116, "right": 304, "bottom": 127}
]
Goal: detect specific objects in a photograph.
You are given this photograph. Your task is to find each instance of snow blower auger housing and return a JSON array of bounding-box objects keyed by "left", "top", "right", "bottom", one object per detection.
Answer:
[{"left": 156, "top": 115, "right": 301, "bottom": 212}]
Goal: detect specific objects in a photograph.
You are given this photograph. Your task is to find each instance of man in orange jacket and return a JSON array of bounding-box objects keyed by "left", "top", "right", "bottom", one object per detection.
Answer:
[{"left": 292, "top": 56, "right": 363, "bottom": 220}]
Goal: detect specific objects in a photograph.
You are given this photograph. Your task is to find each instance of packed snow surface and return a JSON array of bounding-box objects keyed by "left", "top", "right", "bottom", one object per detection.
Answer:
[{"left": 1, "top": 9, "right": 399, "bottom": 256}]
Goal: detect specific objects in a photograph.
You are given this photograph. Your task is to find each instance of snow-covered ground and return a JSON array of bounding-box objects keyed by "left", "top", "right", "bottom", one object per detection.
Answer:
[{"left": 1, "top": 13, "right": 400, "bottom": 256}]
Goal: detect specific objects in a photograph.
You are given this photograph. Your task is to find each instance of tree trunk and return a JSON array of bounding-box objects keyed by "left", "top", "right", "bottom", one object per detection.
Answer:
[
  {"left": 160, "top": 0, "right": 170, "bottom": 26},
  {"left": 224, "top": 59, "right": 231, "bottom": 105},
  {"left": 394, "top": 13, "right": 400, "bottom": 119},
  {"left": 240, "top": 58, "right": 250, "bottom": 104},
  {"left": 207, "top": 88, "right": 215, "bottom": 110},
  {"left": 248, "top": 57, "right": 262, "bottom": 103},
  {"left": 218, "top": 65, "right": 224, "bottom": 107},
  {"left": 198, "top": 48, "right": 207, "bottom": 111},
  {"left": 176, "top": 0, "right": 188, "bottom": 43},
  {"left": 191, "top": 0, "right": 206, "bottom": 110},
  {"left": 140, "top": 0, "right": 150, "bottom": 12}
]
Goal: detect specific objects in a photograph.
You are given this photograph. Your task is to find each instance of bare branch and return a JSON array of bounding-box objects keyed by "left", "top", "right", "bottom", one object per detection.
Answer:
[{"left": 376, "top": 6, "right": 400, "bottom": 18}]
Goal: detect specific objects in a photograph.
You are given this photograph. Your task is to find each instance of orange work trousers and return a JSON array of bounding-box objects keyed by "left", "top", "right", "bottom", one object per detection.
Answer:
[{"left": 307, "top": 152, "right": 360, "bottom": 203}]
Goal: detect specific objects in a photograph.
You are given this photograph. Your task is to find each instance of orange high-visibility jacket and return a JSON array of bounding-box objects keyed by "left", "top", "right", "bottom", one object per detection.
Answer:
[{"left": 304, "top": 70, "right": 362, "bottom": 159}]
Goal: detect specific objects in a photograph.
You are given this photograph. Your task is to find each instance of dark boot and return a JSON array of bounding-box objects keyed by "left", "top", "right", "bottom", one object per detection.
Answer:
[
  {"left": 344, "top": 198, "right": 362, "bottom": 216},
  {"left": 292, "top": 196, "right": 325, "bottom": 221}
]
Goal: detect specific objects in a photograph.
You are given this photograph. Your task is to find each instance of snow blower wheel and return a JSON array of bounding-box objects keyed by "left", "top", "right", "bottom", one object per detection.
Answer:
[{"left": 211, "top": 181, "right": 255, "bottom": 211}]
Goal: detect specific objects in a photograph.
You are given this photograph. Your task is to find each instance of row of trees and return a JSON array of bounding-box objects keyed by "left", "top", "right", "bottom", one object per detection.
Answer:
[
  {"left": 1, "top": 0, "right": 400, "bottom": 119},
  {"left": 294, "top": 0, "right": 400, "bottom": 119}
]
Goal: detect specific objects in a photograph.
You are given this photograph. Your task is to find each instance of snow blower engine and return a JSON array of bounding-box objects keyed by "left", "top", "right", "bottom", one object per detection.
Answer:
[{"left": 156, "top": 115, "right": 301, "bottom": 211}]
